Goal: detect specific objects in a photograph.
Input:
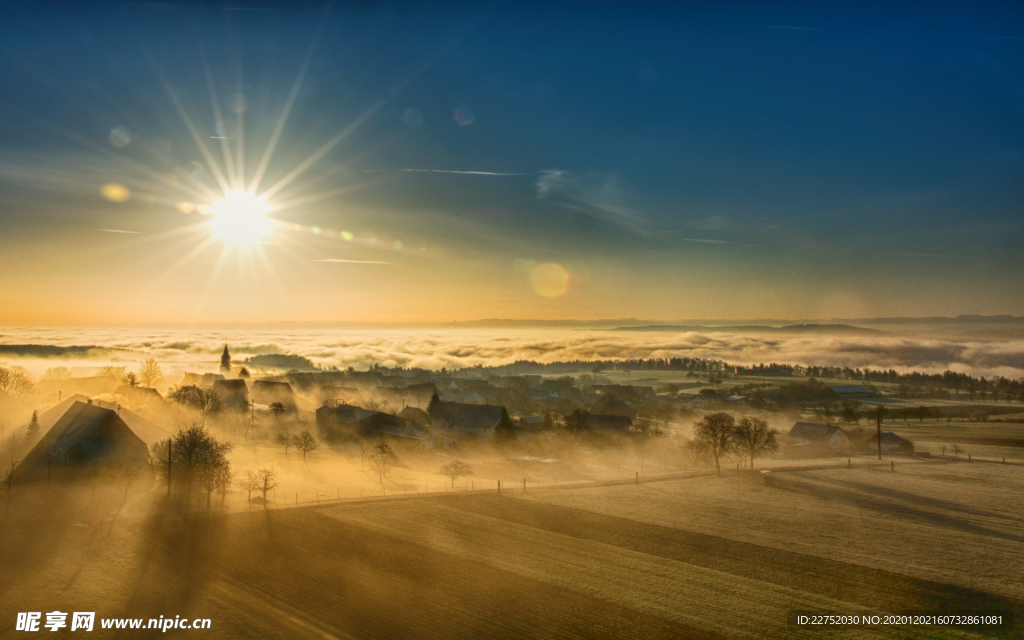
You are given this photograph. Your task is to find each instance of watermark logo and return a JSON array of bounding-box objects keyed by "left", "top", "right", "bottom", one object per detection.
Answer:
[{"left": 17, "top": 612, "right": 94, "bottom": 632}]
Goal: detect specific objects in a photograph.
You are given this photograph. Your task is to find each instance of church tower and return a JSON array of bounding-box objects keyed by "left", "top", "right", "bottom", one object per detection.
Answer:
[{"left": 220, "top": 344, "right": 232, "bottom": 376}]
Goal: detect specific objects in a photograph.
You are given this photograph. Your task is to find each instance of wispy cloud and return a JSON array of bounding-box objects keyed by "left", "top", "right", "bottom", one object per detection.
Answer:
[
  {"left": 398, "top": 169, "right": 529, "bottom": 176},
  {"left": 683, "top": 238, "right": 735, "bottom": 245},
  {"left": 312, "top": 258, "right": 392, "bottom": 264},
  {"left": 98, "top": 228, "right": 142, "bottom": 234},
  {"left": 536, "top": 169, "right": 648, "bottom": 234}
]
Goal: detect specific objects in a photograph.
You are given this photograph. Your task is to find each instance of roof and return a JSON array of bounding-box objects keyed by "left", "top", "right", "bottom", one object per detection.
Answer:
[
  {"left": 317, "top": 404, "right": 377, "bottom": 423},
  {"left": 870, "top": 431, "right": 912, "bottom": 445},
  {"left": 398, "top": 406, "right": 429, "bottom": 422},
  {"left": 788, "top": 422, "right": 843, "bottom": 441},
  {"left": 431, "top": 402, "right": 504, "bottom": 429},
  {"left": 20, "top": 400, "right": 158, "bottom": 473},
  {"left": 213, "top": 379, "right": 248, "bottom": 391},
  {"left": 46, "top": 403, "right": 123, "bottom": 450},
  {"left": 88, "top": 399, "right": 171, "bottom": 447}
]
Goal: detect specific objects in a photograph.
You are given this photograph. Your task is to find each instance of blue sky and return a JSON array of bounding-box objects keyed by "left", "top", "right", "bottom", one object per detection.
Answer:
[{"left": 0, "top": 1, "right": 1021, "bottom": 324}]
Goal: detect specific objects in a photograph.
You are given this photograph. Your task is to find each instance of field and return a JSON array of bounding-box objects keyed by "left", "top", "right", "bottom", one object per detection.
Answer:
[{"left": 2, "top": 456, "right": 1022, "bottom": 639}]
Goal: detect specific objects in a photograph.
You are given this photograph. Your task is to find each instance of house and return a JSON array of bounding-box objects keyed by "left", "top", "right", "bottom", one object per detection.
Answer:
[
  {"left": 726, "top": 395, "right": 748, "bottom": 408},
  {"left": 530, "top": 388, "right": 559, "bottom": 402},
  {"left": 430, "top": 402, "right": 505, "bottom": 440},
  {"left": 685, "top": 395, "right": 709, "bottom": 410},
  {"left": 114, "top": 385, "right": 164, "bottom": 405},
  {"left": 316, "top": 404, "right": 377, "bottom": 439},
  {"left": 869, "top": 432, "right": 914, "bottom": 454},
  {"left": 315, "top": 404, "right": 433, "bottom": 447},
  {"left": 251, "top": 380, "right": 297, "bottom": 411},
  {"left": 516, "top": 415, "right": 546, "bottom": 432},
  {"left": 398, "top": 406, "right": 429, "bottom": 423},
  {"left": 199, "top": 373, "right": 225, "bottom": 388},
  {"left": 788, "top": 422, "right": 845, "bottom": 448},
  {"left": 405, "top": 382, "right": 438, "bottom": 405},
  {"left": 18, "top": 400, "right": 158, "bottom": 480},
  {"left": 212, "top": 379, "right": 249, "bottom": 410},
  {"left": 358, "top": 412, "right": 429, "bottom": 442},
  {"left": 586, "top": 414, "right": 633, "bottom": 433}
]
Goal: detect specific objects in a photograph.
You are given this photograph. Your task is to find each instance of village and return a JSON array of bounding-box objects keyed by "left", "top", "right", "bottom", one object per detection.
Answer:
[{"left": 4, "top": 344, "right": 1021, "bottom": 511}]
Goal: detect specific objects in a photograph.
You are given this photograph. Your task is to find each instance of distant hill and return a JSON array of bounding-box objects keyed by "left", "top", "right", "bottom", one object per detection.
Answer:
[
  {"left": 243, "top": 353, "right": 319, "bottom": 371},
  {"left": 612, "top": 324, "right": 885, "bottom": 335},
  {"left": 0, "top": 344, "right": 112, "bottom": 357},
  {"left": 840, "top": 315, "right": 1024, "bottom": 325}
]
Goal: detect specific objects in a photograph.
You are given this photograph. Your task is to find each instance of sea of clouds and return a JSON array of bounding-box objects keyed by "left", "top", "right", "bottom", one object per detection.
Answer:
[{"left": 1, "top": 327, "right": 1023, "bottom": 380}]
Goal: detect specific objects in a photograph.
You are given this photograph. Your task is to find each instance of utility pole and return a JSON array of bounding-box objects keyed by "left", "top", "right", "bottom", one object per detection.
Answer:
[{"left": 876, "top": 405, "right": 882, "bottom": 461}]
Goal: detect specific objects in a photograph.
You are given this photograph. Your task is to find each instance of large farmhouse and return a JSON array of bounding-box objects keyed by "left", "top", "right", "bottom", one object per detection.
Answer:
[
  {"left": 19, "top": 399, "right": 168, "bottom": 480},
  {"left": 788, "top": 422, "right": 846, "bottom": 449}
]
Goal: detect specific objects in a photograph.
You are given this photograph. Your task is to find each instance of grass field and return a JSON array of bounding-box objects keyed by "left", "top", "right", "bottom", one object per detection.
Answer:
[{"left": 2, "top": 458, "right": 1021, "bottom": 639}]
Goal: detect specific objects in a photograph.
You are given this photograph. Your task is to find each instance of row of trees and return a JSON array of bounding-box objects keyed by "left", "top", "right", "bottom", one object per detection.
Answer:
[{"left": 692, "top": 413, "right": 779, "bottom": 473}]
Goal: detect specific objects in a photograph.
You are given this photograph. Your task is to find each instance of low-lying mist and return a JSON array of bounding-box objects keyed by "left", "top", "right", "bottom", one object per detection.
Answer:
[{"left": 2, "top": 326, "right": 1024, "bottom": 379}]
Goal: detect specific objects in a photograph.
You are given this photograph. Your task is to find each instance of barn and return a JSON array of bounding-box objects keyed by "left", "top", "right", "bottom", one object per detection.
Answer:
[{"left": 18, "top": 399, "right": 166, "bottom": 481}]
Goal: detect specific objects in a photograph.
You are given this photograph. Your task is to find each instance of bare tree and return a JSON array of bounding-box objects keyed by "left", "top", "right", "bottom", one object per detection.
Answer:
[
  {"left": 437, "top": 460, "right": 473, "bottom": 487},
  {"left": 100, "top": 365, "right": 126, "bottom": 380},
  {"left": 275, "top": 432, "right": 292, "bottom": 455},
  {"left": 370, "top": 442, "right": 397, "bottom": 485},
  {"left": 237, "top": 470, "right": 259, "bottom": 506},
  {"left": 0, "top": 367, "right": 33, "bottom": 398},
  {"left": 694, "top": 412, "right": 737, "bottom": 474},
  {"left": 293, "top": 430, "right": 318, "bottom": 461},
  {"left": 168, "top": 386, "right": 222, "bottom": 425},
  {"left": 139, "top": 358, "right": 163, "bottom": 389},
  {"left": 734, "top": 416, "right": 779, "bottom": 468},
  {"left": 356, "top": 441, "right": 369, "bottom": 471},
  {"left": 43, "top": 366, "right": 71, "bottom": 381},
  {"left": 121, "top": 371, "right": 140, "bottom": 387},
  {"left": 563, "top": 409, "right": 590, "bottom": 438},
  {"left": 216, "top": 464, "right": 233, "bottom": 507},
  {"left": 198, "top": 459, "right": 230, "bottom": 509},
  {"left": 951, "top": 444, "right": 964, "bottom": 458},
  {"left": 256, "top": 468, "right": 277, "bottom": 505}
]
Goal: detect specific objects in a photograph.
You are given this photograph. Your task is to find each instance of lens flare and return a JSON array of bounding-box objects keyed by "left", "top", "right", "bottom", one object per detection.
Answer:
[
  {"left": 531, "top": 263, "right": 570, "bottom": 298},
  {"left": 208, "top": 191, "right": 272, "bottom": 247},
  {"left": 454, "top": 105, "right": 475, "bottom": 126},
  {"left": 100, "top": 183, "right": 131, "bottom": 203}
]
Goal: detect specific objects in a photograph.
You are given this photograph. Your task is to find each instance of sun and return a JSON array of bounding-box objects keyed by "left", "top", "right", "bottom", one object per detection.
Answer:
[{"left": 208, "top": 191, "right": 273, "bottom": 247}]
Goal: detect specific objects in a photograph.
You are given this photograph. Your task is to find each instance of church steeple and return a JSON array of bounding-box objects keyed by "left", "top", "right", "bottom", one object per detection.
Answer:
[{"left": 220, "top": 344, "right": 231, "bottom": 375}]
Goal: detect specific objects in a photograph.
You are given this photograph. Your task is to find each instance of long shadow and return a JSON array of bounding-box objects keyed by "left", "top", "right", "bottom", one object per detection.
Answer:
[
  {"left": 433, "top": 493, "right": 1024, "bottom": 639},
  {"left": 117, "top": 490, "right": 227, "bottom": 627},
  {"left": 208, "top": 507, "right": 718, "bottom": 640},
  {"left": 795, "top": 473, "right": 1021, "bottom": 523},
  {"left": 774, "top": 476, "right": 1024, "bottom": 544}
]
